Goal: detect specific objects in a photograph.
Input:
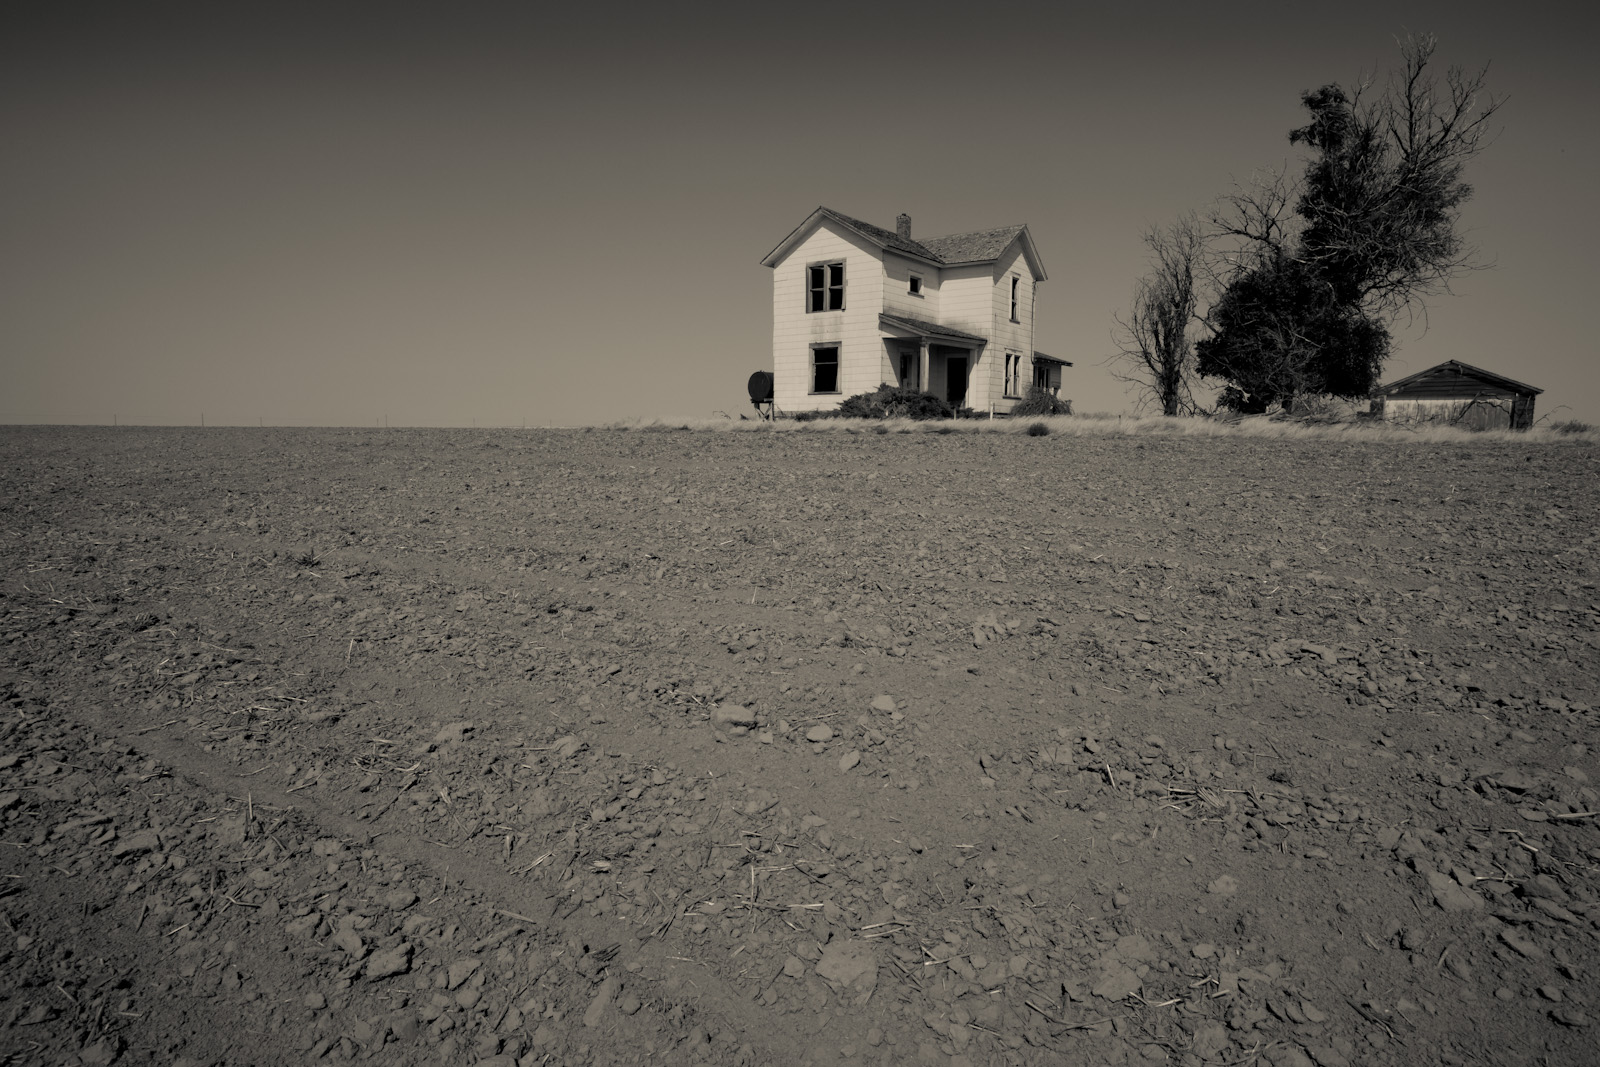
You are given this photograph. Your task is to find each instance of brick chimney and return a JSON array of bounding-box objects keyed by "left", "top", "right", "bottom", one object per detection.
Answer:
[{"left": 896, "top": 213, "right": 911, "bottom": 239}]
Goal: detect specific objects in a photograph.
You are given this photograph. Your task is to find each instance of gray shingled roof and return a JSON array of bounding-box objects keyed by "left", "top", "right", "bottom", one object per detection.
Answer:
[
  {"left": 763, "top": 207, "right": 1042, "bottom": 275},
  {"left": 919, "top": 225, "right": 1027, "bottom": 265},
  {"left": 820, "top": 209, "right": 1026, "bottom": 267},
  {"left": 821, "top": 208, "right": 942, "bottom": 262},
  {"left": 879, "top": 313, "right": 987, "bottom": 343}
]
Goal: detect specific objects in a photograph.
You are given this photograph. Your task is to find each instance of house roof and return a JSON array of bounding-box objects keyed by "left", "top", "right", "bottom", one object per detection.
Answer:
[
  {"left": 879, "top": 313, "right": 988, "bottom": 344},
  {"left": 920, "top": 225, "right": 1028, "bottom": 265},
  {"left": 1373, "top": 360, "right": 1542, "bottom": 398},
  {"left": 818, "top": 208, "right": 942, "bottom": 262},
  {"left": 1032, "top": 351, "right": 1073, "bottom": 367},
  {"left": 761, "top": 207, "right": 1047, "bottom": 279}
]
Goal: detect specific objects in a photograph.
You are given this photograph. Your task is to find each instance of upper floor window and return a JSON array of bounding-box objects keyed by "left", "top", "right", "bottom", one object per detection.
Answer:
[
  {"left": 808, "top": 263, "right": 844, "bottom": 312},
  {"left": 1010, "top": 276, "right": 1020, "bottom": 322},
  {"left": 908, "top": 274, "right": 922, "bottom": 296}
]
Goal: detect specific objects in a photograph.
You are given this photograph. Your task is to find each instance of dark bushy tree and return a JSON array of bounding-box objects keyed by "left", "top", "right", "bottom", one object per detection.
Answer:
[
  {"left": 1195, "top": 253, "right": 1389, "bottom": 412},
  {"left": 1197, "top": 35, "right": 1500, "bottom": 409}
]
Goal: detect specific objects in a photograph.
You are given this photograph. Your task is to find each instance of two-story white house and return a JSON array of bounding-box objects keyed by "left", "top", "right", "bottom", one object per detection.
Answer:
[{"left": 760, "top": 207, "right": 1066, "bottom": 414}]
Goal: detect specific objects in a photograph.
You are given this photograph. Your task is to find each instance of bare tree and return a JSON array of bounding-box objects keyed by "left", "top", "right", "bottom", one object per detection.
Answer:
[
  {"left": 1292, "top": 33, "right": 1504, "bottom": 321},
  {"left": 1111, "top": 215, "right": 1206, "bottom": 416},
  {"left": 1207, "top": 166, "right": 1298, "bottom": 268}
]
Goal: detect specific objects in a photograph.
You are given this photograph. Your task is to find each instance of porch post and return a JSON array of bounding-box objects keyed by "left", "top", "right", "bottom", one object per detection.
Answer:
[{"left": 919, "top": 342, "right": 929, "bottom": 394}]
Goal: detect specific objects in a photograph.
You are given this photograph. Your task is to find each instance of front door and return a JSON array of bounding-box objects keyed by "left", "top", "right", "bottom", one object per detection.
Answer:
[{"left": 946, "top": 355, "right": 968, "bottom": 407}]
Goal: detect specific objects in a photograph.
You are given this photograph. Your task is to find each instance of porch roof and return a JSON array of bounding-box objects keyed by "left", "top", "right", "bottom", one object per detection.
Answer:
[
  {"left": 1032, "top": 351, "right": 1073, "bottom": 367},
  {"left": 879, "top": 313, "right": 987, "bottom": 346}
]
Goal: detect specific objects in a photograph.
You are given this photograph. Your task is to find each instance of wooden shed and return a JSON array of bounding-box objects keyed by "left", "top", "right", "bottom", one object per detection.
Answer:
[{"left": 1371, "top": 360, "right": 1542, "bottom": 430}]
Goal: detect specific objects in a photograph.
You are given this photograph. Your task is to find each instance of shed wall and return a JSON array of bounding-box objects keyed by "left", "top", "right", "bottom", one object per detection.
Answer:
[{"left": 1380, "top": 397, "right": 1518, "bottom": 430}]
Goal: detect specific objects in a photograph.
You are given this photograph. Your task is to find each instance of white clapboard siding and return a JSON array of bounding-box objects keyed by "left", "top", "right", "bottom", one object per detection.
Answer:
[
  {"left": 771, "top": 221, "right": 885, "bottom": 411},
  {"left": 988, "top": 241, "right": 1035, "bottom": 413},
  {"left": 880, "top": 251, "right": 941, "bottom": 321}
]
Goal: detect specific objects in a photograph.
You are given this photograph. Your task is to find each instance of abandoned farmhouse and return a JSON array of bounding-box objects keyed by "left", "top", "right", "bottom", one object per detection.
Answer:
[{"left": 761, "top": 207, "right": 1068, "bottom": 415}]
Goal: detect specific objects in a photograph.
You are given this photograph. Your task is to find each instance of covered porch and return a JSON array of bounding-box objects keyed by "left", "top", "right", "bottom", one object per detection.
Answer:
[
  {"left": 1031, "top": 351, "right": 1072, "bottom": 396},
  {"left": 880, "top": 313, "right": 988, "bottom": 409}
]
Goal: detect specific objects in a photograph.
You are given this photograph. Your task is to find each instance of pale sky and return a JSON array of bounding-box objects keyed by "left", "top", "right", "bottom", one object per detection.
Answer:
[{"left": 4, "top": 2, "right": 1596, "bottom": 425}]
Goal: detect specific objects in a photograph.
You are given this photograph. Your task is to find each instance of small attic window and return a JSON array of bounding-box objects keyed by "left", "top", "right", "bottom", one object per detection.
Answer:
[{"left": 908, "top": 274, "right": 922, "bottom": 296}]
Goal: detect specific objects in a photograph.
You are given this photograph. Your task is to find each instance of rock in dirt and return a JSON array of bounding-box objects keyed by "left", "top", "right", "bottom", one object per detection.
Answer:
[
  {"left": 434, "top": 721, "right": 473, "bottom": 744},
  {"left": 1191, "top": 1022, "right": 1229, "bottom": 1059},
  {"left": 583, "top": 975, "right": 620, "bottom": 1028},
  {"left": 365, "top": 943, "right": 413, "bottom": 979},
  {"left": 110, "top": 829, "right": 158, "bottom": 857},
  {"left": 1304, "top": 1044, "right": 1351, "bottom": 1067},
  {"left": 1091, "top": 964, "right": 1141, "bottom": 1001},
  {"left": 1426, "top": 871, "right": 1484, "bottom": 912},
  {"left": 1500, "top": 928, "right": 1545, "bottom": 960},
  {"left": 385, "top": 889, "right": 418, "bottom": 911},
  {"left": 839, "top": 750, "right": 861, "bottom": 771},
  {"left": 870, "top": 695, "right": 897, "bottom": 713},
  {"left": 743, "top": 790, "right": 779, "bottom": 816},
  {"left": 1267, "top": 1045, "right": 1316, "bottom": 1067},
  {"left": 78, "top": 1037, "right": 123, "bottom": 1066},
  {"left": 447, "top": 959, "right": 481, "bottom": 989},
  {"left": 816, "top": 940, "right": 878, "bottom": 996},
  {"left": 806, "top": 725, "right": 834, "bottom": 743},
  {"left": 1207, "top": 874, "right": 1240, "bottom": 897},
  {"left": 332, "top": 927, "right": 365, "bottom": 957},
  {"left": 714, "top": 706, "right": 757, "bottom": 727}
]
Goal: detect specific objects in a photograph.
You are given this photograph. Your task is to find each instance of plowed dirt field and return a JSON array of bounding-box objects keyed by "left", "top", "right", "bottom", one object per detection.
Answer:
[{"left": 2, "top": 425, "right": 1597, "bottom": 1067}]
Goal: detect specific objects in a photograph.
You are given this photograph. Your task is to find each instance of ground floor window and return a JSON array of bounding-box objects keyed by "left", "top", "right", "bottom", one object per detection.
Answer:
[
  {"left": 812, "top": 345, "right": 840, "bottom": 393},
  {"left": 1004, "top": 353, "right": 1023, "bottom": 397},
  {"left": 1033, "top": 364, "right": 1051, "bottom": 392}
]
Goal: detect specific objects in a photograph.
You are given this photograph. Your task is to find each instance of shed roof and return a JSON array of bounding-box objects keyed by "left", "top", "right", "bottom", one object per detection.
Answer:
[
  {"left": 762, "top": 207, "right": 1046, "bottom": 279},
  {"left": 1373, "top": 360, "right": 1542, "bottom": 398}
]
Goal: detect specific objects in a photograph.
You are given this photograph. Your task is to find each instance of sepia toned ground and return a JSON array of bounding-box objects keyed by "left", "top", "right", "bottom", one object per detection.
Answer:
[{"left": 1, "top": 424, "right": 1597, "bottom": 1067}]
